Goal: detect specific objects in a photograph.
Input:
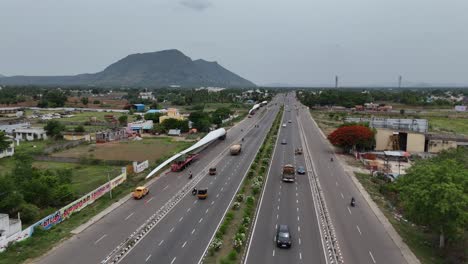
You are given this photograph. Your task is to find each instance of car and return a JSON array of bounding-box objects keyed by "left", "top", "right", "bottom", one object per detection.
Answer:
[
  {"left": 288, "top": 120, "right": 292, "bottom": 123},
  {"left": 281, "top": 139, "right": 287, "bottom": 145},
  {"left": 132, "top": 186, "right": 149, "bottom": 199},
  {"left": 282, "top": 123, "right": 286, "bottom": 127},
  {"left": 275, "top": 224, "right": 292, "bottom": 248},
  {"left": 297, "top": 166, "right": 306, "bottom": 174},
  {"left": 209, "top": 167, "right": 217, "bottom": 175}
]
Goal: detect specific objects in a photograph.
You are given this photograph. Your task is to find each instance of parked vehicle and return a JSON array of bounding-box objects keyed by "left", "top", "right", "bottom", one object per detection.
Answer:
[
  {"left": 230, "top": 144, "right": 242, "bottom": 155},
  {"left": 132, "top": 186, "right": 149, "bottom": 199},
  {"left": 171, "top": 153, "right": 199, "bottom": 172},
  {"left": 209, "top": 167, "right": 217, "bottom": 175},
  {"left": 197, "top": 188, "right": 208, "bottom": 199},
  {"left": 282, "top": 164, "right": 295, "bottom": 182},
  {"left": 275, "top": 224, "right": 292, "bottom": 248},
  {"left": 297, "top": 166, "right": 306, "bottom": 175}
]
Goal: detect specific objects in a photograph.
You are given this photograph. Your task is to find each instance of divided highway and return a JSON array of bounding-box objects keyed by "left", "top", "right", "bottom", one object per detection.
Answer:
[
  {"left": 36, "top": 99, "right": 280, "bottom": 264},
  {"left": 246, "top": 93, "right": 407, "bottom": 264}
]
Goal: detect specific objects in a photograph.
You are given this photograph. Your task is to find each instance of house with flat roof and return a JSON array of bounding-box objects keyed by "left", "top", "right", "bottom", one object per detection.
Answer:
[
  {"left": 0, "top": 136, "right": 15, "bottom": 159},
  {"left": 96, "top": 128, "right": 127, "bottom": 143},
  {"left": 14, "top": 127, "right": 47, "bottom": 141},
  {"left": 128, "top": 120, "right": 154, "bottom": 134},
  {"left": 159, "top": 108, "right": 186, "bottom": 123},
  {"left": 132, "top": 104, "right": 145, "bottom": 112}
]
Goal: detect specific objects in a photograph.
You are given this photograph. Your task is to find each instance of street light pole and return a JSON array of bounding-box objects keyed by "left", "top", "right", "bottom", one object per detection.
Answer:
[{"left": 107, "top": 171, "right": 113, "bottom": 199}]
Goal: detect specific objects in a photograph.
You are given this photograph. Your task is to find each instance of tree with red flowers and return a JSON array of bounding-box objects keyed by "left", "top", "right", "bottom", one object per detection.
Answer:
[{"left": 328, "top": 125, "right": 375, "bottom": 151}]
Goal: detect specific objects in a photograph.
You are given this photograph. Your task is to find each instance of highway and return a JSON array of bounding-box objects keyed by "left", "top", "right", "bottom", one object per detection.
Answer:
[
  {"left": 36, "top": 98, "right": 280, "bottom": 264},
  {"left": 246, "top": 93, "right": 407, "bottom": 264}
]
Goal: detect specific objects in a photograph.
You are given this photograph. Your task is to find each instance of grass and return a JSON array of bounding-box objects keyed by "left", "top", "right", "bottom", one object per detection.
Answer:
[
  {"left": 427, "top": 116, "right": 468, "bottom": 135},
  {"left": 58, "top": 111, "right": 125, "bottom": 122},
  {"left": 354, "top": 172, "right": 446, "bottom": 264},
  {"left": 51, "top": 137, "right": 192, "bottom": 162}
]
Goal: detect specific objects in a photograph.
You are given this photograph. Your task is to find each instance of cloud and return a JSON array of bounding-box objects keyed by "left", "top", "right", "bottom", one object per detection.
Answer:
[{"left": 179, "top": 0, "right": 212, "bottom": 11}]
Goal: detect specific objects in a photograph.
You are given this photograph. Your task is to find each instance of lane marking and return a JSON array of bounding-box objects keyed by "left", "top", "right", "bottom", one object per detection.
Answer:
[
  {"left": 297, "top": 216, "right": 300, "bottom": 221},
  {"left": 191, "top": 229, "right": 196, "bottom": 235},
  {"left": 272, "top": 249, "right": 275, "bottom": 256},
  {"left": 124, "top": 212, "right": 134, "bottom": 221},
  {"left": 145, "top": 254, "right": 151, "bottom": 262},
  {"left": 369, "top": 251, "right": 376, "bottom": 263},
  {"left": 299, "top": 252, "right": 302, "bottom": 260},
  {"left": 298, "top": 226, "right": 301, "bottom": 232},
  {"left": 299, "top": 238, "right": 301, "bottom": 245},
  {"left": 296, "top": 199, "right": 299, "bottom": 204},
  {"left": 187, "top": 208, "right": 191, "bottom": 212},
  {"left": 278, "top": 198, "right": 280, "bottom": 202},
  {"left": 220, "top": 187, "right": 224, "bottom": 192},
  {"left": 357, "top": 225, "right": 362, "bottom": 235},
  {"left": 193, "top": 200, "right": 198, "bottom": 204},
  {"left": 94, "top": 234, "right": 107, "bottom": 244},
  {"left": 145, "top": 197, "right": 154, "bottom": 204},
  {"left": 182, "top": 241, "right": 187, "bottom": 248},
  {"left": 347, "top": 207, "right": 352, "bottom": 215},
  {"left": 276, "top": 214, "right": 279, "bottom": 219},
  {"left": 163, "top": 185, "right": 169, "bottom": 190},
  {"left": 336, "top": 181, "right": 338, "bottom": 186},
  {"left": 340, "top": 193, "right": 344, "bottom": 199},
  {"left": 171, "top": 257, "right": 177, "bottom": 264},
  {"left": 296, "top": 192, "right": 298, "bottom": 197},
  {"left": 216, "top": 193, "right": 219, "bottom": 198},
  {"left": 179, "top": 217, "right": 183, "bottom": 222},
  {"left": 170, "top": 227, "right": 174, "bottom": 233},
  {"left": 277, "top": 205, "right": 280, "bottom": 210},
  {"left": 211, "top": 201, "right": 215, "bottom": 205},
  {"left": 199, "top": 218, "right": 203, "bottom": 223},
  {"left": 296, "top": 207, "right": 299, "bottom": 212},
  {"left": 158, "top": 240, "right": 164, "bottom": 246},
  {"left": 205, "top": 208, "right": 209, "bottom": 214}
]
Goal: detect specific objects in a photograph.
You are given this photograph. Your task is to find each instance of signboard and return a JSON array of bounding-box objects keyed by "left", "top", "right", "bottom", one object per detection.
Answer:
[
  {"left": 133, "top": 160, "right": 149, "bottom": 173},
  {"left": 455, "top": 105, "right": 467, "bottom": 112}
]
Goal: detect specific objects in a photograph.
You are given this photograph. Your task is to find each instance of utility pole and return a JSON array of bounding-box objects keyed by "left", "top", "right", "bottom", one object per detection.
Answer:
[
  {"left": 398, "top": 75, "right": 402, "bottom": 88},
  {"left": 335, "top": 75, "right": 339, "bottom": 88}
]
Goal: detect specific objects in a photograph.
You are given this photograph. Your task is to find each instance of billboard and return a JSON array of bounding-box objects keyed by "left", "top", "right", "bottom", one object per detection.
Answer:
[{"left": 455, "top": 105, "right": 467, "bottom": 112}]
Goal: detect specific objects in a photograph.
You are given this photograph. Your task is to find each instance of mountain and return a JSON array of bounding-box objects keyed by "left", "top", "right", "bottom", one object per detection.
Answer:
[
  {"left": 0, "top": 74, "right": 5, "bottom": 78},
  {"left": 0, "top": 49, "right": 255, "bottom": 87}
]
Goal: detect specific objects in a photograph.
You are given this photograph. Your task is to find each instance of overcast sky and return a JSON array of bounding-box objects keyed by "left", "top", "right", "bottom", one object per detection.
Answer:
[{"left": 1, "top": 0, "right": 468, "bottom": 86}]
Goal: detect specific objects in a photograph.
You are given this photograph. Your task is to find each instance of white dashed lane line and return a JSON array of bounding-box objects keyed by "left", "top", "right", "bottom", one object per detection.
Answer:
[
  {"left": 158, "top": 240, "right": 164, "bottom": 246},
  {"left": 191, "top": 229, "right": 195, "bottom": 235},
  {"left": 178, "top": 217, "right": 183, "bottom": 222},
  {"left": 211, "top": 201, "right": 215, "bottom": 205},
  {"left": 369, "top": 251, "right": 376, "bottom": 263},
  {"left": 199, "top": 218, "right": 203, "bottom": 223},
  {"left": 356, "top": 225, "right": 362, "bottom": 235},
  {"left": 163, "top": 185, "right": 169, "bottom": 190},
  {"left": 182, "top": 241, "right": 187, "bottom": 248},
  {"left": 187, "top": 208, "right": 191, "bottom": 212},
  {"left": 145, "top": 254, "right": 151, "bottom": 262},
  {"left": 170, "top": 227, "right": 174, "bottom": 233},
  {"left": 124, "top": 212, "right": 134, "bottom": 221},
  {"left": 94, "top": 234, "right": 107, "bottom": 245},
  {"left": 347, "top": 207, "right": 352, "bottom": 215},
  {"left": 171, "top": 257, "right": 177, "bottom": 264},
  {"left": 340, "top": 193, "right": 344, "bottom": 199},
  {"left": 205, "top": 208, "right": 209, "bottom": 214}
]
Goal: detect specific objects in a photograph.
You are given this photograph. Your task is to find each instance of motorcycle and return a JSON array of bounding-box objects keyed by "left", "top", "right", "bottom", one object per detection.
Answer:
[
  {"left": 350, "top": 198, "right": 356, "bottom": 207},
  {"left": 192, "top": 188, "right": 197, "bottom": 196}
]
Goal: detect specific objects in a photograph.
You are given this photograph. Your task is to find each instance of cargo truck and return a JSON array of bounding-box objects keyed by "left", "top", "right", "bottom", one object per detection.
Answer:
[
  {"left": 282, "top": 164, "right": 295, "bottom": 182},
  {"left": 230, "top": 144, "right": 242, "bottom": 155},
  {"left": 171, "top": 153, "right": 199, "bottom": 172}
]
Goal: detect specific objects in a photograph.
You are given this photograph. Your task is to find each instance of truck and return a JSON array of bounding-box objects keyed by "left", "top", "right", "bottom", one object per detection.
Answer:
[
  {"left": 171, "top": 153, "right": 199, "bottom": 172},
  {"left": 282, "top": 164, "right": 295, "bottom": 182},
  {"left": 230, "top": 144, "right": 242, "bottom": 155}
]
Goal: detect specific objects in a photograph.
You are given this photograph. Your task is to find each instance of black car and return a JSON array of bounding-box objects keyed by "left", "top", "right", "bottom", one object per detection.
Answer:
[
  {"left": 297, "top": 166, "right": 306, "bottom": 174},
  {"left": 275, "top": 224, "right": 292, "bottom": 248},
  {"left": 281, "top": 139, "right": 287, "bottom": 145}
]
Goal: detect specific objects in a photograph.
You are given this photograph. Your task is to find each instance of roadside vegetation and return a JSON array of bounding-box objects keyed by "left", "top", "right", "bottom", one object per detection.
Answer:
[{"left": 204, "top": 106, "right": 283, "bottom": 264}]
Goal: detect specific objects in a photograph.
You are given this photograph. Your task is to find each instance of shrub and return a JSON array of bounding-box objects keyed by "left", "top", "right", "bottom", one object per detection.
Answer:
[
  {"left": 250, "top": 163, "right": 257, "bottom": 171},
  {"left": 236, "top": 193, "right": 245, "bottom": 202},
  {"left": 247, "top": 170, "right": 255, "bottom": 178},
  {"left": 226, "top": 212, "right": 234, "bottom": 221},
  {"left": 252, "top": 186, "right": 260, "bottom": 195},
  {"left": 210, "top": 237, "right": 223, "bottom": 251},
  {"left": 246, "top": 196, "right": 255, "bottom": 205},
  {"left": 232, "top": 202, "right": 241, "bottom": 210},
  {"left": 242, "top": 216, "right": 251, "bottom": 226}
]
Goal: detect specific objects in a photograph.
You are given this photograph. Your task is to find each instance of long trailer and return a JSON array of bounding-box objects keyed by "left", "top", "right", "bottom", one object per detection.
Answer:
[{"left": 171, "top": 153, "right": 199, "bottom": 172}]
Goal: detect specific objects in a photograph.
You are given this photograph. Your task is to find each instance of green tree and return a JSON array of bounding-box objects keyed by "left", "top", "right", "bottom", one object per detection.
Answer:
[
  {"left": 74, "top": 125, "right": 85, "bottom": 133},
  {"left": 396, "top": 150, "right": 468, "bottom": 248},
  {"left": 400, "top": 109, "right": 405, "bottom": 115},
  {"left": 38, "top": 90, "right": 68, "bottom": 108},
  {"left": 44, "top": 120, "right": 66, "bottom": 139},
  {"left": 211, "top": 107, "right": 233, "bottom": 125},
  {"left": 189, "top": 111, "right": 212, "bottom": 132},
  {"left": 81, "top": 97, "right": 89, "bottom": 106},
  {"left": 161, "top": 118, "right": 189, "bottom": 133},
  {"left": 18, "top": 203, "right": 40, "bottom": 224},
  {"left": 93, "top": 100, "right": 101, "bottom": 104},
  {"left": 118, "top": 115, "right": 128, "bottom": 125},
  {"left": 0, "top": 131, "right": 11, "bottom": 152},
  {"left": 144, "top": 112, "right": 163, "bottom": 123}
]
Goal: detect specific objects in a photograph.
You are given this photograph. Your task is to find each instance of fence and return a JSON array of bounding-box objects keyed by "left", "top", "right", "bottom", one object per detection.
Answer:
[{"left": 0, "top": 168, "right": 127, "bottom": 252}]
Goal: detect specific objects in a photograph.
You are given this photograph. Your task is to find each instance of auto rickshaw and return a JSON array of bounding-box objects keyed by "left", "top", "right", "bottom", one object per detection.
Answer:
[
  {"left": 196, "top": 188, "right": 208, "bottom": 199},
  {"left": 295, "top": 148, "right": 303, "bottom": 155},
  {"left": 209, "top": 167, "right": 217, "bottom": 175}
]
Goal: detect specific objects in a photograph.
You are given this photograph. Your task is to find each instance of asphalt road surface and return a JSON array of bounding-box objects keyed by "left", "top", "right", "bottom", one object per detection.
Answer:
[
  {"left": 246, "top": 93, "right": 407, "bottom": 264},
  {"left": 36, "top": 98, "right": 280, "bottom": 264}
]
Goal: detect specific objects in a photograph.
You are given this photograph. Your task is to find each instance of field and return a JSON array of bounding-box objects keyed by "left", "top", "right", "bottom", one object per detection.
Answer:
[
  {"left": 58, "top": 111, "right": 126, "bottom": 122},
  {"left": 51, "top": 137, "right": 192, "bottom": 162}
]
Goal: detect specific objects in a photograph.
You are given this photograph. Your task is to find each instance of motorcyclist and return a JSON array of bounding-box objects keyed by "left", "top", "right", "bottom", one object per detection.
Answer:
[
  {"left": 330, "top": 157, "right": 334, "bottom": 162},
  {"left": 242, "top": 138, "right": 244, "bottom": 142},
  {"left": 192, "top": 188, "right": 197, "bottom": 195},
  {"left": 189, "top": 171, "right": 193, "bottom": 179},
  {"left": 350, "top": 197, "right": 355, "bottom": 206}
]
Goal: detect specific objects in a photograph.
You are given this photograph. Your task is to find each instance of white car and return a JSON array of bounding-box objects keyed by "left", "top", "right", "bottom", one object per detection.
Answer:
[{"left": 282, "top": 123, "right": 286, "bottom": 127}]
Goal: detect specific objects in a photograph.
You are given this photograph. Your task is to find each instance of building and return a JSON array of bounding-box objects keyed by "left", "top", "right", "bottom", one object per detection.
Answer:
[
  {"left": 132, "top": 104, "right": 145, "bottom": 112},
  {"left": 0, "top": 137, "right": 14, "bottom": 159},
  {"left": 345, "top": 118, "right": 428, "bottom": 133},
  {"left": 0, "top": 213, "right": 22, "bottom": 252},
  {"left": 14, "top": 127, "right": 47, "bottom": 141},
  {"left": 127, "top": 120, "right": 154, "bottom": 134},
  {"left": 426, "top": 134, "right": 468, "bottom": 153},
  {"left": 168, "top": 129, "right": 181, "bottom": 136},
  {"left": 0, "top": 107, "right": 23, "bottom": 118},
  {"left": 96, "top": 128, "right": 127, "bottom": 143},
  {"left": 138, "top": 92, "right": 155, "bottom": 100},
  {"left": 62, "top": 132, "right": 91, "bottom": 142},
  {"left": 159, "top": 108, "right": 186, "bottom": 123},
  {"left": 0, "top": 122, "right": 31, "bottom": 134},
  {"left": 146, "top": 109, "right": 168, "bottom": 114},
  {"left": 375, "top": 129, "right": 426, "bottom": 152}
]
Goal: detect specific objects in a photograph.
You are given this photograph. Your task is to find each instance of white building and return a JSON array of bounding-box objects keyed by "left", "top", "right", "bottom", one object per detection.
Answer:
[
  {"left": 0, "top": 213, "right": 22, "bottom": 252},
  {"left": 138, "top": 92, "right": 155, "bottom": 100},
  {"left": 0, "top": 137, "right": 14, "bottom": 159},
  {"left": 14, "top": 127, "right": 48, "bottom": 141}
]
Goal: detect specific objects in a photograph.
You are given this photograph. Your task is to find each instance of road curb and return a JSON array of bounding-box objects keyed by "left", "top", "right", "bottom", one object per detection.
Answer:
[{"left": 307, "top": 109, "right": 420, "bottom": 264}]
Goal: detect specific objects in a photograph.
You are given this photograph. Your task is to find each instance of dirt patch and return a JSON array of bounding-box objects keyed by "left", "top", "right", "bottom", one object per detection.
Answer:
[{"left": 51, "top": 138, "right": 188, "bottom": 162}]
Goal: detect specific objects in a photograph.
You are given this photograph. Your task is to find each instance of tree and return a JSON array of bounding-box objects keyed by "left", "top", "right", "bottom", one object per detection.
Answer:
[
  {"left": 400, "top": 109, "right": 405, "bottom": 115},
  {"left": 161, "top": 118, "right": 189, "bottom": 133},
  {"left": 81, "top": 97, "right": 89, "bottom": 106},
  {"left": 44, "top": 120, "right": 66, "bottom": 139},
  {"left": 327, "top": 125, "right": 374, "bottom": 151},
  {"left": 18, "top": 203, "right": 40, "bottom": 224},
  {"left": 74, "top": 125, "right": 85, "bottom": 133},
  {"left": 38, "top": 90, "right": 67, "bottom": 108},
  {"left": 396, "top": 149, "right": 468, "bottom": 248},
  {"left": 93, "top": 100, "right": 101, "bottom": 104},
  {"left": 118, "top": 115, "right": 128, "bottom": 125},
  {"left": 211, "top": 107, "right": 233, "bottom": 125},
  {"left": 189, "top": 111, "right": 212, "bottom": 132},
  {"left": 0, "top": 131, "right": 11, "bottom": 152},
  {"left": 144, "top": 112, "right": 162, "bottom": 123}
]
